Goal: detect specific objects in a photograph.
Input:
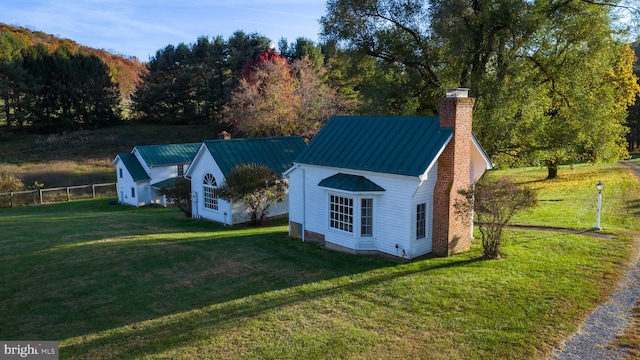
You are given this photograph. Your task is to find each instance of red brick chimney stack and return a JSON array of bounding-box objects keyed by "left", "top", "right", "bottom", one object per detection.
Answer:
[{"left": 432, "top": 88, "right": 474, "bottom": 256}]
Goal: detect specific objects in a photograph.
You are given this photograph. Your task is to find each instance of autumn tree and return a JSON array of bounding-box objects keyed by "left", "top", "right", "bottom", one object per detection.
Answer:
[
  {"left": 225, "top": 49, "right": 350, "bottom": 139},
  {"left": 225, "top": 49, "right": 299, "bottom": 137},
  {"left": 216, "top": 164, "right": 287, "bottom": 225}
]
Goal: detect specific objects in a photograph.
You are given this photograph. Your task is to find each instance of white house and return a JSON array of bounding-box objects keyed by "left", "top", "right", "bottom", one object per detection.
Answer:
[
  {"left": 185, "top": 136, "right": 306, "bottom": 225},
  {"left": 113, "top": 143, "right": 200, "bottom": 207},
  {"left": 286, "top": 89, "right": 492, "bottom": 259}
]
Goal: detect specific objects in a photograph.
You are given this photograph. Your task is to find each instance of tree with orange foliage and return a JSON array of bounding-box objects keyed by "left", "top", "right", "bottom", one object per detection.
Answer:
[{"left": 225, "top": 49, "right": 349, "bottom": 139}]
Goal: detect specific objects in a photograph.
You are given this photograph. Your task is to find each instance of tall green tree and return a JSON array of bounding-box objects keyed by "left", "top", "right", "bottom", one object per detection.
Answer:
[
  {"left": 626, "top": 41, "right": 640, "bottom": 150},
  {"left": 133, "top": 32, "right": 270, "bottom": 127},
  {"left": 322, "top": 0, "right": 640, "bottom": 178},
  {"left": 11, "top": 44, "right": 119, "bottom": 133}
]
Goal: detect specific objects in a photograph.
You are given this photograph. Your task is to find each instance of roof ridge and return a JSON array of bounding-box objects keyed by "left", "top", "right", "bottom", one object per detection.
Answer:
[{"left": 203, "top": 135, "right": 302, "bottom": 143}]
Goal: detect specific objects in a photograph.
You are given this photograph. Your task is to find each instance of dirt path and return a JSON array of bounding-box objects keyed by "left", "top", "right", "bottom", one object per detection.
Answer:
[{"left": 549, "top": 161, "right": 640, "bottom": 360}]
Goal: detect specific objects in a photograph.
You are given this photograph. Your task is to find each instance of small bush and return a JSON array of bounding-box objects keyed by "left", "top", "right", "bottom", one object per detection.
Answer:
[
  {"left": 217, "top": 164, "right": 287, "bottom": 225},
  {"left": 456, "top": 176, "right": 537, "bottom": 259},
  {"left": 0, "top": 168, "right": 24, "bottom": 193},
  {"left": 160, "top": 178, "right": 192, "bottom": 217}
]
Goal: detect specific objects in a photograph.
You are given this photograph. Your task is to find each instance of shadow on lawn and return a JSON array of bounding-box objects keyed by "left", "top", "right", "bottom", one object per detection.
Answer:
[
  {"left": 626, "top": 199, "right": 640, "bottom": 217},
  {"left": 1, "top": 200, "right": 483, "bottom": 358},
  {"left": 61, "top": 256, "right": 483, "bottom": 359}
]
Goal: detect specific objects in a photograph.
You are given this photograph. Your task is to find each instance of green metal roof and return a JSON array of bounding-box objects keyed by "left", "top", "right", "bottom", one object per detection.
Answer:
[
  {"left": 135, "top": 143, "right": 201, "bottom": 167},
  {"left": 151, "top": 177, "right": 178, "bottom": 190},
  {"left": 318, "top": 173, "right": 385, "bottom": 192},
  {"left": 295, "top": 116, "right": 452, "bottom": 177},
  {"left": 116, "top": 153, "right": 150, "bottom": 182},
  {"left": 203, "top": 136, "right": 307, "bottom": 176}
]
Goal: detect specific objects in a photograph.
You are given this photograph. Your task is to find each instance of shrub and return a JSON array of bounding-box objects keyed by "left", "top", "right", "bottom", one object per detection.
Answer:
[
  {"left": 160, "top": 177, "right": 192, "bottom": 217},
  {"left": 456, "top": 176, "right": 537, "bottom": 259},
  {"left": 216, "top": 164, "right": 287, "bottom": 225},
  {"left": 0, "top": 169, "right": 24, "bottom": 193}
]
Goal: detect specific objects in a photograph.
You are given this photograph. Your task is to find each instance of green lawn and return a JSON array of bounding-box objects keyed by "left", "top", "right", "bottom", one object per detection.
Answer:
[{"left": 1, "top": 163, "right": 639, "bottom": 359}]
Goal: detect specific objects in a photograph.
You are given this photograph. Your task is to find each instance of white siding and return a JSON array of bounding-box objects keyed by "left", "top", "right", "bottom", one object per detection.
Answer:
[
  {"left": 188, "top": 149, "right": 231, "bottom": 224},
  {"left": 149, "top": 165, "right": 178, "bottom": 184},
  {"left": 287, "top": 167, "right": 305, "bottom": 226},
  {"left": 189, "top": 148, "right": 291, "bottom": 226},
  {"left": 470, "top": 144, "right": 490, "bottom": 183},
  {"left": 298, "top": 165, "right": 423, "bottom": 258},
  {"left": 114, "top": 157, "right": 149, "bottom": 207},
  {"left": 410, "top": 162, "right": 438, "bottom": 258}
]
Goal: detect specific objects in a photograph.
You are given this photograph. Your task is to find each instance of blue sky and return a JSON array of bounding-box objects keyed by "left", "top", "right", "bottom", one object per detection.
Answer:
[{"left": 0, "top": 0, "right": 327, "bottom": 61}]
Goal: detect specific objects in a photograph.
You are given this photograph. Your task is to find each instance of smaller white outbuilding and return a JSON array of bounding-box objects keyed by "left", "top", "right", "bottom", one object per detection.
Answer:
[
  {"left": 286, "top": 89, "right": 492, "bottom": 259},
  {"left": 113, "top": 143, "right": 200, "bottom": 207},
  {"left": 185, "top": 136, "right": 306, "bottom": 225}
]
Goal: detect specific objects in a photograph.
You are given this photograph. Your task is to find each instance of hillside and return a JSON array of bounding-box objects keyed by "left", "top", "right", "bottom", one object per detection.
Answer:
[
  {"left": 0, "top": 123, "right": 221, "bottom": 188},
  {"left": 0, "top": 23, "right": 147, "bottom": 103}
]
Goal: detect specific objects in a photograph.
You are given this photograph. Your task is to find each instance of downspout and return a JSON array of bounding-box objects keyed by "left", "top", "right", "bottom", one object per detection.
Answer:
[{"left": 302, "top": 167, "right": 306, "bottom": 242}]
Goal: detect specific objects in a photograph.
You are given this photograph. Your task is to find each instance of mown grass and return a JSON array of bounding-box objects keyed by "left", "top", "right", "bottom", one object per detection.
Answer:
[
  {"left": 488, "top": 162, "right": 640, "bottom": 234},
  {"left": 1, "top": 162, "right": 639, "bottom": 359}
]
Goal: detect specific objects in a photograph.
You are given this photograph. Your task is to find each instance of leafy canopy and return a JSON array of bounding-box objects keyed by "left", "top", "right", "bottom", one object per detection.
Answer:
[
  {"left": 216, "top": 164, "right": 287, "bottom": 225},
  {"left": 321, "top": 0, "right": 640, "bottom": 177}
]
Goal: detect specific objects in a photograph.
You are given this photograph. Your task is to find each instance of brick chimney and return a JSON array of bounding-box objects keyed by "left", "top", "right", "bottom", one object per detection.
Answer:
[
  {"left": 218, "top": 131, "right": 231, "bottom": 140},
  {"left": 432, "top": 88, "right": 474, "bottom": 256}
]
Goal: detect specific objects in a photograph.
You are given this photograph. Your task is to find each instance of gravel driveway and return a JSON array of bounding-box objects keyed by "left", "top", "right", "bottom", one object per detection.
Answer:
[{"left": 549, "top": 161, "right": 640, "bottom": 360}]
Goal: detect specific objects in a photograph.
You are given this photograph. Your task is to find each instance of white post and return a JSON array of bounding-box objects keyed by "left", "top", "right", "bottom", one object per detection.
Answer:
[{"left": 594, "top": 181, "right": 603, "bottom": 230}]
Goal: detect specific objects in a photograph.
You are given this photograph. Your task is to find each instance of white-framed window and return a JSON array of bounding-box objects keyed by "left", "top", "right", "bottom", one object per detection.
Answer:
[
  {"left": 177, "top": 164, "right": 184, "bottom": 177},
  {"left": 203, "top": 173, "right": 218, "bottom": 210},
  {"left": 416, "top": 203, "right": 426, "bottom": 239},
  {"left": 119, "top": 168, "right": 123, "bottom": 178},
  {"left": 330, "top": 194, "right": 353, "bottom": 233},
  {"left": 131, "top": 187, "right": 135, "bottom": 198},
  {"left": 361, "top": 198, "right": 373, "bottom": 237}
]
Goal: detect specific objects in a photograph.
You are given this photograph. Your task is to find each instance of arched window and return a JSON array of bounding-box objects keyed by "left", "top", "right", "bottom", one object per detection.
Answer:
[{"left": 203, "top": 173, "right": 218, "bottom": 210}]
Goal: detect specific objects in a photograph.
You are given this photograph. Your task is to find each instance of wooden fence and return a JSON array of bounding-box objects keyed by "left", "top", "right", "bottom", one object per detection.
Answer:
[{"left": 0, "top": 183, "right": 117, "bottom": 208}]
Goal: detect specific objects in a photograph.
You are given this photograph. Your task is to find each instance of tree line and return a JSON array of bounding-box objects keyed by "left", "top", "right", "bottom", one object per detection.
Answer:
[
  {"left": 0, "top": 34, "right": 120, "bottom": 133},
  {"left": 1, "top": 2, "right": 640, "bottom": 178}
]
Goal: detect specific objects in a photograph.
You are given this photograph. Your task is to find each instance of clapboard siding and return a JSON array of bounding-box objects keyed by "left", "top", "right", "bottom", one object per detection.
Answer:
[
  {"left": 410, "top": 162, "right": 438, "bottom": 257},
  {"left": 188, "top": 149, "right": 232, "bottom": 225},
  {"left": 292, "top": 164, "right": 427, "bottom": 258}
]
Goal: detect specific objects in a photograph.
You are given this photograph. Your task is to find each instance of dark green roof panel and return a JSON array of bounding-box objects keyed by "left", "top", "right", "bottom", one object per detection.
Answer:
[
  {"left": 295, "top": 116, "right": 452, "bottom": 177},
  {"left": 204, "top": 136, "right": 306, "bottom": 175},
  {"left": 116, "top": 153, "right": 150, "bottom": 182},
  {"left": 151, "top": 177, "right": 178, "bottom": 190},
  {"left": 318, "top": 173, "right": 385, "bottom": 192},
  {"left": 135, "top": 143, "right": 201, "bottom": 166}
]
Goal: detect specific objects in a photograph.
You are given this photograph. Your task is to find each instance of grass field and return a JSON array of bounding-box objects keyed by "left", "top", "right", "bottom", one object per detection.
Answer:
[
  {"left": 0, "top": 124, "right": 221, "bottom": 187},
  {"left": 1, "top": 162, "right": 639, "bottom": 359}
]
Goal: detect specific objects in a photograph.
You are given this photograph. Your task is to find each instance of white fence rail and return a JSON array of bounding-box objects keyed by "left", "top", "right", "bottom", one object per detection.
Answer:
[{"left": 0, "top": 183, "right": 117, "bottom": 208}]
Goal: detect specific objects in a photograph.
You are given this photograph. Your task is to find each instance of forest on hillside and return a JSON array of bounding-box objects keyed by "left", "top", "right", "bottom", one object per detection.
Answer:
[{"left": 1, "top": 0, "right": 640, "bottom": 178}]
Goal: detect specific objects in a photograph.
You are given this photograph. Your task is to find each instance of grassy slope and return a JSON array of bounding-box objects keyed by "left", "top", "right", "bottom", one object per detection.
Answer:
[
  {"left": 0, "top": 124, "right": 221, "bottom": 187},
  {"left": 1, "top": 162, "right": 639, "bottom": 359}
]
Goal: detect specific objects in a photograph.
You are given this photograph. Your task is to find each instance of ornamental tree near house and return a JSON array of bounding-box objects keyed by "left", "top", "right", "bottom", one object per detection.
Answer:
[
  {"left": 455, "top": 176, "right": 537, "bottom": 259},
  {"left": 216, "top": 164, "right": 287, "bottom": 226},
  {"left": 160, "top": 177, "right": 192, "bottom": 218}
]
